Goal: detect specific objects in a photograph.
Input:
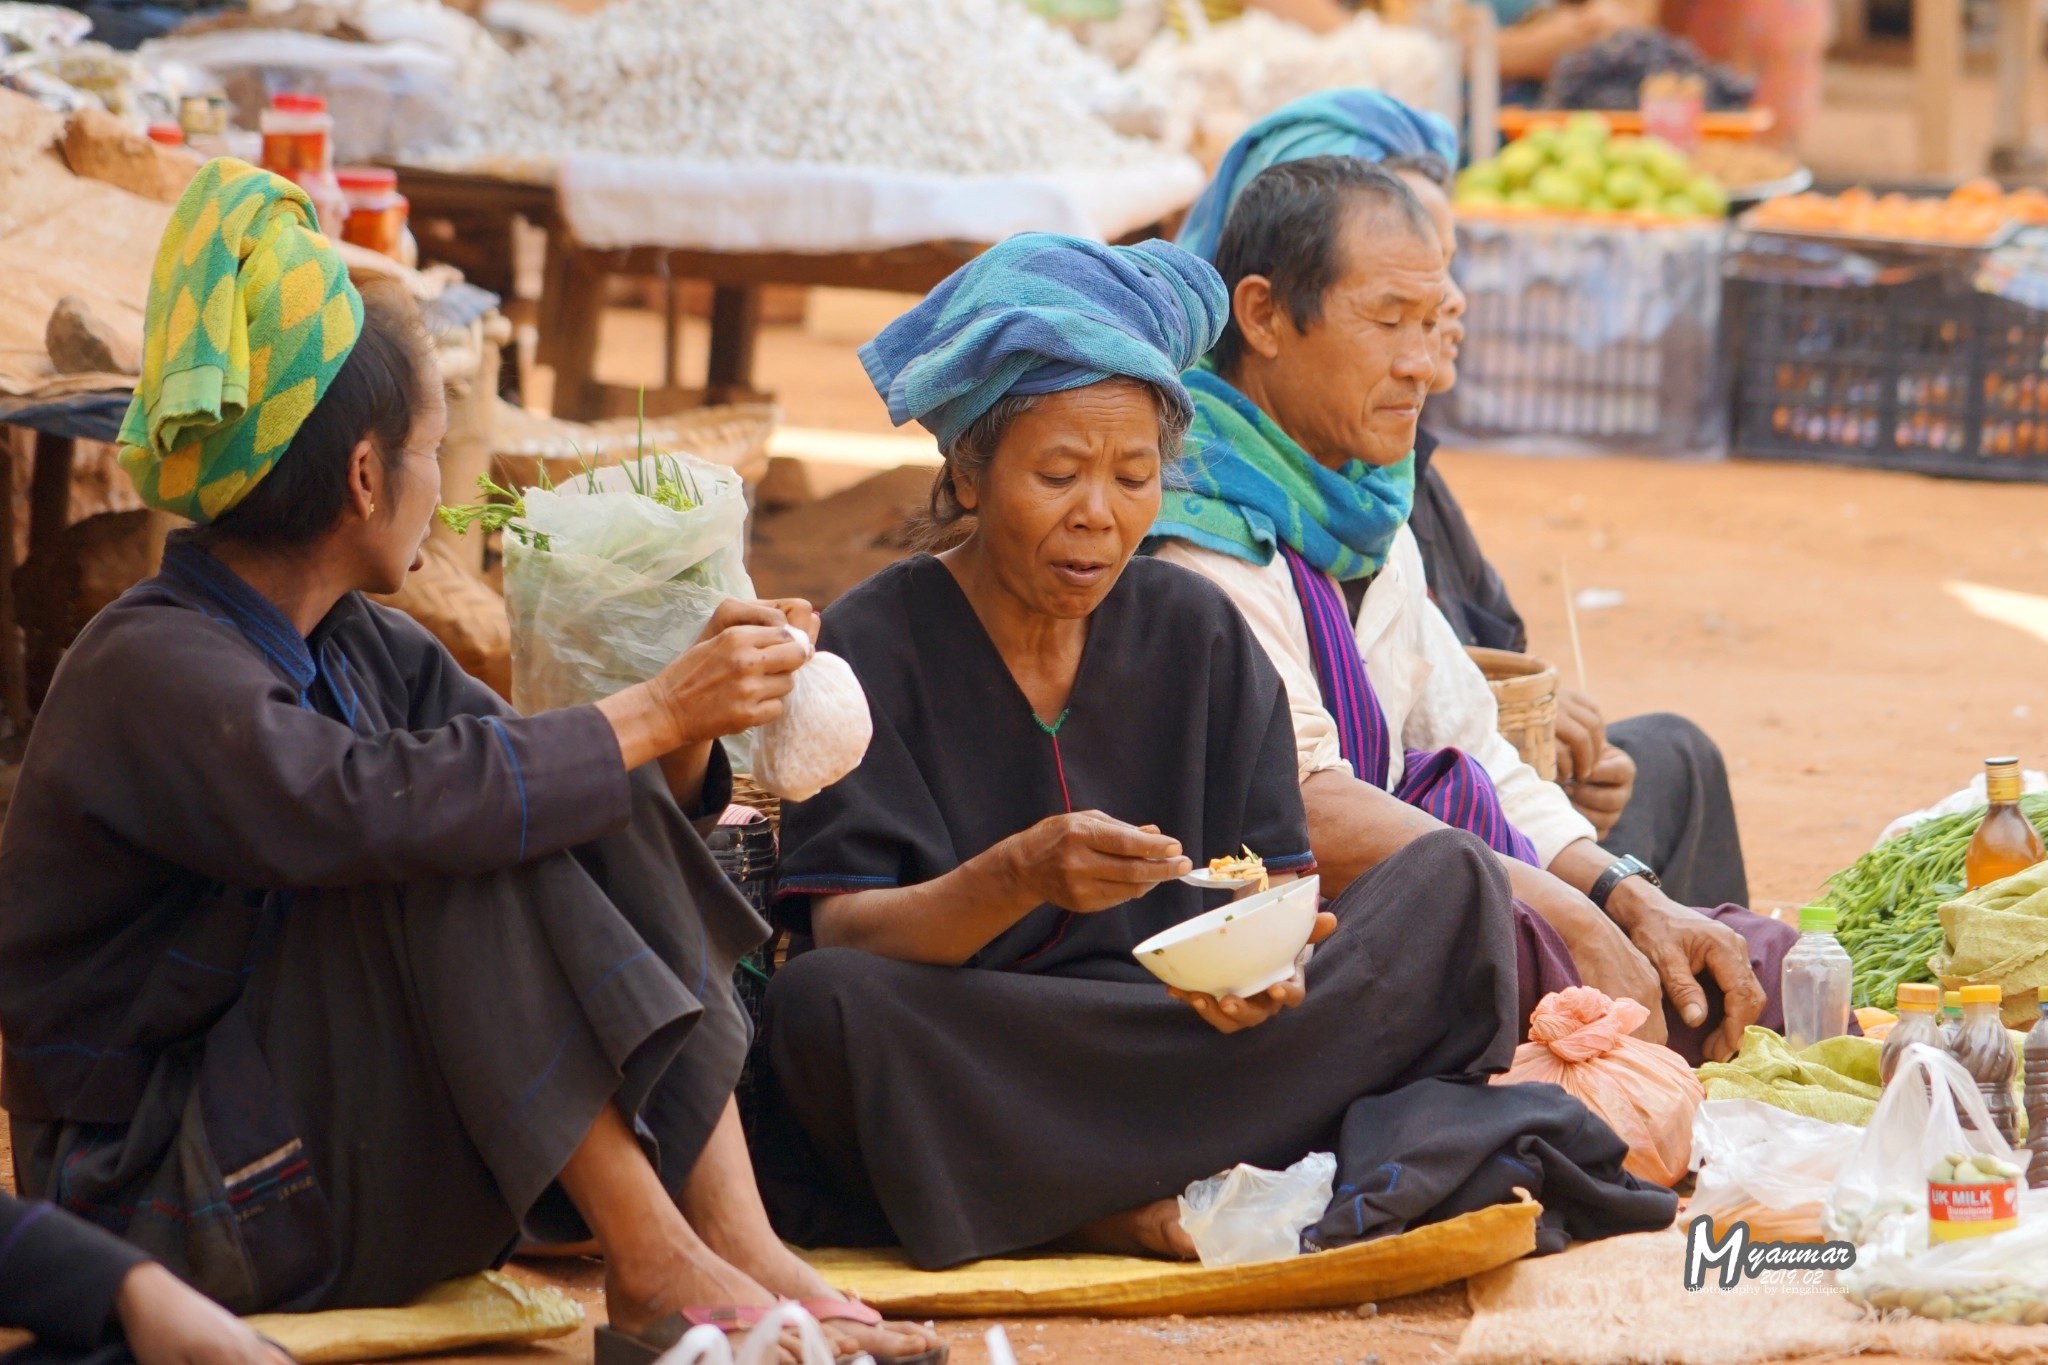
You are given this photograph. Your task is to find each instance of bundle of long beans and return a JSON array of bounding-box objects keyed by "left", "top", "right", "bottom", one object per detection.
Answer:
[{"left": 1814, "top": 794, "right": 2048, "bottom": 1009}]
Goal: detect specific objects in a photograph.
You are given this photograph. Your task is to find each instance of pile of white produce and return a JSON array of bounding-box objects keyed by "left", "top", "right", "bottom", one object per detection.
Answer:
[
  {"left": 1129, "top": 10, "right": 1458, "bottom": 142},
  {"left": 425, "top": 0, "right": 1175, "bottom": 175}
]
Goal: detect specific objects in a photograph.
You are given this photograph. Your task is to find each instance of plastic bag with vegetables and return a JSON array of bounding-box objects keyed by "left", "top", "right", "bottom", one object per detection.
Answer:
[
  {"left": 1826, "top": 1043, "right": 2021, "bottom": 1255},
  {"left": 443, "top": 453, "right": 754, "bottom": 715},
  {"left": 1841, "top": 1189, "right": 2048, "bottom": 1324}
]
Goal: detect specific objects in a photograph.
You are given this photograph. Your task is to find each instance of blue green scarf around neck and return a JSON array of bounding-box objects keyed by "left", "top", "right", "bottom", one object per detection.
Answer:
[{"left": 1148, "top": 368, "right": 1416, "bottom": 580}]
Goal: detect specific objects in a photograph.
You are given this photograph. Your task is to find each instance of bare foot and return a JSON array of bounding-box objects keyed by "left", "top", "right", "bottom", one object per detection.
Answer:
[{"left": 1067, "top": 1199, "right": 1198, "bottom": 1260}]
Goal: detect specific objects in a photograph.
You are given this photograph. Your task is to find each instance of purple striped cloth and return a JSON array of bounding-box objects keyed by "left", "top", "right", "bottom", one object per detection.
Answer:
[{"left": 1282, "top": 545, "right": 1541, "bottom": 866}]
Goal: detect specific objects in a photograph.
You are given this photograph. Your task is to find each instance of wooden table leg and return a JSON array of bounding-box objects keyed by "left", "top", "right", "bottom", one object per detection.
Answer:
[
  {"left": 705, "top": 283, "right": 763, "bottom": 406},
  {"left": 1916, "top": 0, "right": 1963, "bottom": 175},
  {"left": 1993, "top": 0, "right": 2045, "bottom": 165},
  {"left": 544, "top": 245, "right": 614, "bottom": 422},
  {"left": 23, "top": 431, "right": 74, "bottom": 712},
  {"left": 0, "top": 431, "right": 23, "bottom": 734}
]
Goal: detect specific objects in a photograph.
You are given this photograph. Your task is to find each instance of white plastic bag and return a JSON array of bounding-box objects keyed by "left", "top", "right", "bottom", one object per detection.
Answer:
[
  {"left": 752, "top": 627, "right": 873, "bottom": 802},
  {"left": 1687, "top": 1099, "right": 1860, "bottom": 1243},
  {"left": 1840, "top": 1190, "right": 2048, "bottom": 1323},
  {"left": 1176, "top": 1152, "right": 1336, "bottom": 1268},
  {"left": 504, "top": 454, "right": 753, "bottom": 716},
  {"left": 1826, "top": 1043, "right": 2020, "bottom": 1256},
  {"left": 651, "top": 1302, "right": 845, "bottom": 1365}
]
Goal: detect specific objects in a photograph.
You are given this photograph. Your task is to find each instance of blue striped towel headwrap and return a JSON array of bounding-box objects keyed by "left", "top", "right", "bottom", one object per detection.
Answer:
[
  {"left": 1176, "top": 89, "right": 1461, "bottom": 263},
  {"left": 859, "top": 233, "right": 1229, "bottom": 452}
]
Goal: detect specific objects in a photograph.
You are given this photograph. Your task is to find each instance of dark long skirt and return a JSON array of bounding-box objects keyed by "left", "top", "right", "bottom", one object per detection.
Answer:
[
  {"left": 1605, "top": 712, "right": 1750, "bottom": 911},
  {"left": 13, "top": 769, "right": 764, "bottom": 1312},
  {"left": 760, "top": 828, "right": 1522, "bottom": 1270}
]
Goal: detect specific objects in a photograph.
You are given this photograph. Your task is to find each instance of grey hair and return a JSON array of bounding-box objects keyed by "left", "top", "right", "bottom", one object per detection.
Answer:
[
  {"left": 910, "top": 379, "right": 1192, "bottom": 548},
  {"left": 1381, "top": 152, "right": 1455, "bottom": 194}
]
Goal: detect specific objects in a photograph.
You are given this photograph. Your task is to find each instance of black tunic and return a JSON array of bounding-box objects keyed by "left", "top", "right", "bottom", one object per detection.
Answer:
[
  {"left": 775, "top": 554, "right": 1316, "bottom": 974},
  {"left": 758, "top": 555, "right": 1532, "bottom": 1268},
  {"left": 0, "top": 537, "right": 764, "bottom": 1311}
]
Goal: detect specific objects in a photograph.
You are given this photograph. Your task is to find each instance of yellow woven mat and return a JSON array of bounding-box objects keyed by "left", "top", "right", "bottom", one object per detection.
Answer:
[
  {"left": 243, "top": 1271, "right": 583, "bottom": 1364},
  {"left": 805, "top": 1199, "right": 1542, "bottom": 1319}
]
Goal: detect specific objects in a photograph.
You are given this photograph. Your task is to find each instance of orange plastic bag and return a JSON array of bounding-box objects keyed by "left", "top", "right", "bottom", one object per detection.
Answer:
[{"left": 1490, "top": 987, "right": 1704, "bottom": 1188}]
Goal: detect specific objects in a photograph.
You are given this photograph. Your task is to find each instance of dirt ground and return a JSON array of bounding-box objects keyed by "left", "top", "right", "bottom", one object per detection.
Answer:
[{"left": 712, "top": 311, "right": 2048, "bottom": 912}]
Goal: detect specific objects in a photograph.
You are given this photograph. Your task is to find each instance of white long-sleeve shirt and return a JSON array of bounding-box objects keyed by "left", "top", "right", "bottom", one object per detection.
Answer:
[{"left": 1153, "top": 525, "right": 1596, "bottom": 869}]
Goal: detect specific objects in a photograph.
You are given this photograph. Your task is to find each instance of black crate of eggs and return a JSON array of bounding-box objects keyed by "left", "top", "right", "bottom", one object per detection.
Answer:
[{"left": 1727, "top": 232, "right": 2048, "bottom": 480}]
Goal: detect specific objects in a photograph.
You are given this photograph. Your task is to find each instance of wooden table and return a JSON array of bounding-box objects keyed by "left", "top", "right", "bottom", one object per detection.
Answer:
[
  {"left": 395, "top": 164, "right": 1192, "bottom": 424},
  {"left": 0, "top": 393, "right": 128, "bottom": 728}
]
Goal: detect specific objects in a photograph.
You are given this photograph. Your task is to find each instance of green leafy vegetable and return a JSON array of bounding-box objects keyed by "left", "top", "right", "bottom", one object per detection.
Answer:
[{"left": 1813, "top": 794, "right": 2048, "bottom": 1008}]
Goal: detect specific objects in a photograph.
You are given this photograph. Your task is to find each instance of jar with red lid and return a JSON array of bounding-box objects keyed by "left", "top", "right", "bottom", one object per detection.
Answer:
[
  {"left": 261, "top": 93, "right": 347, "bottom": 237},
  {"left": 260, "top": 92, "right": 331, "bottom": 174},
  {"left": 337, "top": 166, "right": 410, "bottom": 260}
]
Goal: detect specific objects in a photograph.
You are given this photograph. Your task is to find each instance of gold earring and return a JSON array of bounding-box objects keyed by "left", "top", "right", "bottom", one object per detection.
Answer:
[{"left": 368, "top": 501, "right": 376, "bottom": 514}]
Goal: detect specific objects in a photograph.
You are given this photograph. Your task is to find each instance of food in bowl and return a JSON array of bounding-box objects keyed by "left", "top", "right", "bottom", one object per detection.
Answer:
[{"left": 1133, "top": 875, "right": 1321, "bottom": 1000}]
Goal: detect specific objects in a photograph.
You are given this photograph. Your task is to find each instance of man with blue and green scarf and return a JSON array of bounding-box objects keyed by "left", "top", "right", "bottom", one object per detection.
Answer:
[{"left": 1148, "top": 135, "right": 1793, "bottom": 1066}]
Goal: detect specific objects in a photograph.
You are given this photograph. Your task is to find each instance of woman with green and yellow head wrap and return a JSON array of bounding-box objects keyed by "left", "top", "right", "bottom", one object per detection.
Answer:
[{"left": 0, "top": 160, "right": 945, "bottom": 1365}]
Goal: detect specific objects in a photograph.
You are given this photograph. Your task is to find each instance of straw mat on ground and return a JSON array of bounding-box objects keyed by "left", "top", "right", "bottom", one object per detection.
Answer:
[
  {"left": 1458, "top": 1228, "right": 2048, "bottom": 1365},
  {"left": 243, "top": 1271, "right": 582, "bottom": 1363},
  {"left": 805, "top": 1198, "right": 1541, "bottom": 1318}
]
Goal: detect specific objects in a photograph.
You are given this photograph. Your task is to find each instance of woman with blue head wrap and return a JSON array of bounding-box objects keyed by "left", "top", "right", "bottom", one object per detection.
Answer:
[{"left": 755, "top": 234, "right": 1580, "bottom": 1272}]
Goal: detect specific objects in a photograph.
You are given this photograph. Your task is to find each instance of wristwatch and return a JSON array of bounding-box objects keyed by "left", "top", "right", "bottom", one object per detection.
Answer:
[{"left": 1589, "top": 854, "right": 1661, "bottom": 911}]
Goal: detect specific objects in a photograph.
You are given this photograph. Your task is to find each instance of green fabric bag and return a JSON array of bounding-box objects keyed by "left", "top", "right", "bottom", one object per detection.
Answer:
[
  {"left": 1696, "top": 1027, "right": 1884, "bottom": 1127},
  {"left": 1930, "top": 861, "right": 2048, "bottom": 1007}
]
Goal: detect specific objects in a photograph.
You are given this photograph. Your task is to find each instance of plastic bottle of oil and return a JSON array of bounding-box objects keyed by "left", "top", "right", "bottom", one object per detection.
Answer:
[
  {"left": 1966, "top": 757, "right": 2043, "bottom": 890},
  {"left": 1956, "top": 984, "right": 2021, "bottom": 1145},
  {"left": 1944, "top": 990, "right": 1966, "bottom": 1046},
  {"left": 1882, "top": 983, "right": 1946, "bottom": 1087},
  {"left": 2024, "top": 1000, "right": 2048, "bottom": 1186}
]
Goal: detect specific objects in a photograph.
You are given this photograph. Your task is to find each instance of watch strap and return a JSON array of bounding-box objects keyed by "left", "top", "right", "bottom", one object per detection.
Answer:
[{"left": 1589, "top": 855, "right": 1660, "bottom": 911}]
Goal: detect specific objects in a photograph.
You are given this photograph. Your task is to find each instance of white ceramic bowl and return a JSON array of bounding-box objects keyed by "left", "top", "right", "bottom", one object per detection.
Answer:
[{"left": 1132, "top": 875, "right": 1321, "bottom": 999}]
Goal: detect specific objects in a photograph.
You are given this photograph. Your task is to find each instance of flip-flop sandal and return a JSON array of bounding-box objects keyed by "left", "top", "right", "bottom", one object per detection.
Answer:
[
  {"left": 593, "top": 1307, "right": 776, "bottom": 1365},
  {"left": 595, "top": 1305, "right": 895, "bottom": 1365},
  {"left": 800, "top": 1299, "right": 950, "bottom": 1365}
]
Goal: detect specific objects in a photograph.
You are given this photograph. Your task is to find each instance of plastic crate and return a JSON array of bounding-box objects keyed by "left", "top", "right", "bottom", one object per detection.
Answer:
[
  {"left": 1727, "top": 233, "right": 2048, "bottom": 479},
  {"left": 1436, "top": 217, "right": 1730, "bottom": 457}
]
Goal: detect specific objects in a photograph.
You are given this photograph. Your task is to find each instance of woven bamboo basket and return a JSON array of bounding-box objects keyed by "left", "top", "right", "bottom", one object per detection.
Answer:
[
  {"left": 1467, "top": 647, "right": 1559, "bottom": 782},
  {"left": 490, "top": 400, "right": 777, "bottom": 491},
  {"left": 370, "top": 539, "right": 512, "bottom": 699},
  {"left": 730, "top": 774, "right": 784, "bottom": 831}
]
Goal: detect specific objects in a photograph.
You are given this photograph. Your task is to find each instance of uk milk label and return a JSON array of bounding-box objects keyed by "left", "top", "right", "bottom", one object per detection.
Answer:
[{"left": 1929, "top": 1180, "right": 2021, "bottom": 1241}]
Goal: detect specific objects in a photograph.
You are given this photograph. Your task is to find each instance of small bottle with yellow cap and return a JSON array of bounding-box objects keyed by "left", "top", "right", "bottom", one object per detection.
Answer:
[
  {"left": 1881, "top": 982, "right": 1945, "bottom": 1088},
  {"left": 1953, "top": 984, "right": 2020, "bottom": 1145}
]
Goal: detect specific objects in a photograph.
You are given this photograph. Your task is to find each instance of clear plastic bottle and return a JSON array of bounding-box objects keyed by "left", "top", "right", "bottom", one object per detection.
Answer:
[
  {"left": 1781, "top": 905, "right": 1853, "bottom": 1051},
  {"left": 1956, "top": 984, "right": 2021, "bottom": 1145},
  {"left": 1881, "top": 982, "right": 1945, "bottom": 1087},
  {"left": 259, "top": 93, "right": 347, "bottom": 237},
  {"left": 2026, "top": 1000, "right": 2048, "bottom": 1187},
  {"left": 1944, "top": 990, "right": 1966, "bottom": 1047}
]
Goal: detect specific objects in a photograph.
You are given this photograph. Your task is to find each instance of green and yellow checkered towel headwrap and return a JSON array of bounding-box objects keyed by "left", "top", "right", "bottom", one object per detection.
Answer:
[{"left": 117, "top": 158, "right": 364, "bottom": 524}]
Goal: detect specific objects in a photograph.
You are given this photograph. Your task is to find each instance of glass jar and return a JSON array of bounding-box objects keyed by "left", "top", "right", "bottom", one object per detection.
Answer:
[
  {"left": 261, "top": 93, "right": 347, "bottom": 236},
  {"left": 337, "top": 167, "right": 409, "bottom": 260}
]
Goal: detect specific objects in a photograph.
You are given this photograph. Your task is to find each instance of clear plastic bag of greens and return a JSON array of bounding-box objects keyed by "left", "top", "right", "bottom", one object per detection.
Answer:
[{"left": 501, "top": 453, "right": 754, "bottom": 716}]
